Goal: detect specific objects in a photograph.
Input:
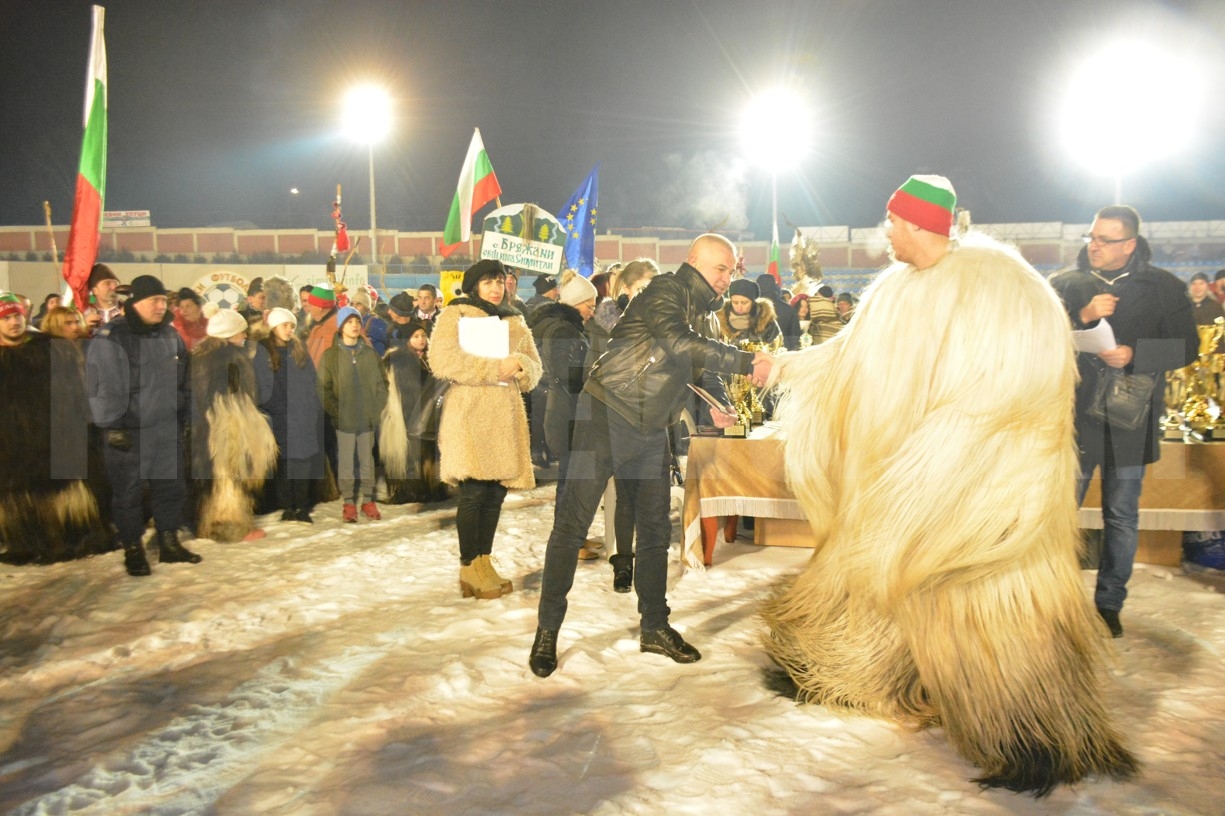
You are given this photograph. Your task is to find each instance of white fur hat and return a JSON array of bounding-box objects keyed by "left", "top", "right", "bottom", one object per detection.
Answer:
[
  {"left": 206, "top": 307, "right": 248, "bottom": 339},
  {"left": 559, "top": 271, "right": 598, "bottom": 307},
  {"left": 266, "top": 307, "right": 297, "bottom": 330}
]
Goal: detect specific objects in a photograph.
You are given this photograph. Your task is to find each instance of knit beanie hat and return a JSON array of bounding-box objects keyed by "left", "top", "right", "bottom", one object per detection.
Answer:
[
  {"left": 755, "top": 273, "right": 780, "bottom": 295},
  {"left": 533, "top": 275, "right": 558, "bottom": 295},
  {"left": 1191, "top": 272, "right": 1210, "bottom": 284},
  {"left": 559, "top": 271, "right": 598, "bottom": 306},
  {"left": 886, "top": 174, "right": 957, "bottom": 236},
  {"left": 128, "top": 275, "right": 169, "bottom": 304},
  {"left": 335, "top": 306, "right": 361, "bottom": 329},
  {"left": 462, "top": 259, "right": 507, "bottom": 296},
  {"left": 350, "top": 288, "right": 372, "bottom": 309},
  {"left": 0, "top": 292, "right": 26, "bottom": 319},
  {"left": 266, "top": 307, "right": 298, "bottom": 330},
  {"left": 728, "top": 278, "right": 759, "bottom": 300},
  {"left": 206, "top": 307, "right": 248, "bottom": 339},
  {"left": 306, "top": 283, "right": 336, "bottom": 310}
]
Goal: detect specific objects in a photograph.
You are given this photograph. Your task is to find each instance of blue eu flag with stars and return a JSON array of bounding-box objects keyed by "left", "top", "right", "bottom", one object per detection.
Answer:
[{"left": 559, "top": 163, "right": 599, "bottom": 277}]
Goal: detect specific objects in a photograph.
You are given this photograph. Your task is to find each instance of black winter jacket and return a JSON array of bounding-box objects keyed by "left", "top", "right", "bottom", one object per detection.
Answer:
[
  {"left": 529, "top": 301, "right": 589, "bottom": 396},
  {"left": 585, "top": 263, "right": 753, "bottom": 431},
  {"left": 1049, "top": 237, "right": 1197, "bottom": 467}
]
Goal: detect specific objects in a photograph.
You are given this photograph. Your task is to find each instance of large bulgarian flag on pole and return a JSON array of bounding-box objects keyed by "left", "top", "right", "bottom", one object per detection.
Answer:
[
  {"left": 439, "top": 128, "right": 501, "bottom": 258},
  {"left": 62, "top": 5, "right": 107, "bottom": 309}
]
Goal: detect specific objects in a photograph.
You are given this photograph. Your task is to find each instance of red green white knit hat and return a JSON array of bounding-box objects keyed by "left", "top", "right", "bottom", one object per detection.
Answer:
[
  {"left": 0, "top": 292, "right": 26, "bottom": 319},
  {"left": 886, "top": 175, "right": 957, "bottom": 236},
  {"left": 306, "top": 283, "right": 336, "bottom": 310}
]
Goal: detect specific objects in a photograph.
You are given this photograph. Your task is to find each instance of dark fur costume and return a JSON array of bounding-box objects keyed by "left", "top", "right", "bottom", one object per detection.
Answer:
[
  {"left": 380, "top": 346, "right": 447, "bottom": 503},
  {"left": 190, "top": 339, "right": 277, "bottom": 541},
  {"left": 0, "top": 334, "right": 113, "bottom": 563}
]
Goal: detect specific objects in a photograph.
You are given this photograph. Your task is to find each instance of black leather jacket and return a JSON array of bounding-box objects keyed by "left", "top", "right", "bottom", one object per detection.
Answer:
[{"left": 585, "top": 263, "right": 753, "bottom": 431}]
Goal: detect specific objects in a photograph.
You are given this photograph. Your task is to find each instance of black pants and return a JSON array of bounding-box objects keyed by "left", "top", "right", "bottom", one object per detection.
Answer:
[
  {"left": 274, "top": 457, "right": 314, "bottom": 511},
  {"left": 455, "top": 479, "right": 508, "bottom": 563},
  {"left": 538, "top": 393, "right": 673, "bottom": 631},
  {"left": 103, "top": 423, "right": 186, "bottom": 545}
]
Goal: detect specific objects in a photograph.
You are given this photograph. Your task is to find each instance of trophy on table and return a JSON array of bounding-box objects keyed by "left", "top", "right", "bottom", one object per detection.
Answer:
[{"left": 1179, "top": 317, "right": 1225, "bottom": 436}]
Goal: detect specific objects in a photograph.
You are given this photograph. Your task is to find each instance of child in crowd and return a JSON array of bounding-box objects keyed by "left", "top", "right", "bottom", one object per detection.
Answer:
[{"left": 317, "top": 307, "right": 388, "bottom": 522}]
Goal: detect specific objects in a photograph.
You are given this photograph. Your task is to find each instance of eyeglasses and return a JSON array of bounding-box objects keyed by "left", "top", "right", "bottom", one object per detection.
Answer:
[{"left": 1081, "top": 233, "right": 1132, "bottom": 246}]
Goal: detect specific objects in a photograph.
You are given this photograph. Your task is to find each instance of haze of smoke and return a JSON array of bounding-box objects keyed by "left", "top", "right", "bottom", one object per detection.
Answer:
[{"left": 654, "top": 151, "right": 750, "bottom": 232}]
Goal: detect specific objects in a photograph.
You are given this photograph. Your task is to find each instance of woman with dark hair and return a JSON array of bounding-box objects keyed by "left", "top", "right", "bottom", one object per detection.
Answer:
[
  {"left": 380, "top": 319, "right": 447, "bottom": 504},
  {"left": 258, "top": 307, "right": 325, "bottom": 522},
  {"left": 172, "top": 288, "right": 209, "bottom": 350},
  {"left": 31, "top": 293, "right": 60, "bottom": 328},
  {"left": 429, "top": 259, "right": 542, "bottom": 599}
]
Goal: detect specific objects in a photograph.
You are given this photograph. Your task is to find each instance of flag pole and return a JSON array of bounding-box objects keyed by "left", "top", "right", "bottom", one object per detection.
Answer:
[{"left": 43, "top": 201, "right": 65, "bottom": 298}]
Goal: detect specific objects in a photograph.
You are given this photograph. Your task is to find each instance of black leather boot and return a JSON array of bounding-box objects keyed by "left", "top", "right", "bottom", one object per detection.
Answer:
[
  {"left": 529, "top": 627, "right": 559, "bottom": 677},
  {"left": 123, "top": 540, "right": 151, "bottom": 577},
  {"left": 158, "top": 530, "right": 203, "bottom": 564},
  {"left": 610, "top": 554, "right": 634, "bottom": 593}
]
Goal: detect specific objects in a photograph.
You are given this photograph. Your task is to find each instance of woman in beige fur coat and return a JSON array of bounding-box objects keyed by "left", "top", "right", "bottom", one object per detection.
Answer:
[{"left": 429, "top": 259, "right": 542, "bottom": 600}]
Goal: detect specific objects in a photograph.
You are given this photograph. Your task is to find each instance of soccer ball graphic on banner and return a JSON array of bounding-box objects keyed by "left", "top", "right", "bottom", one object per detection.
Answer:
[{"left": 201, "top": 282, "right": 246, "bottom": 312}]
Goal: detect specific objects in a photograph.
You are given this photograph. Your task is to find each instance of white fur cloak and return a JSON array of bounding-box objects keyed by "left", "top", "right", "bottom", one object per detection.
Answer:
[{"left": 764, "top": 233, "right": 1136, "bottom": 794}]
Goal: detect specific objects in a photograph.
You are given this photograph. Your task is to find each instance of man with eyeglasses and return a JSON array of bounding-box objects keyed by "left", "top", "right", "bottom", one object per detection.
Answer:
[{"left": 1049, "top": 205, "right": 1197, "bottom": 638}]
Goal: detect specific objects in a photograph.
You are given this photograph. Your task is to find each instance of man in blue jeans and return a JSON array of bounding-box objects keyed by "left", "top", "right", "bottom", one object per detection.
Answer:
[
  {"left": 529, "top": 234, "right": 774, "bottom": 677},
  {"left": 1049, "top": 205, "right": 1196, "bottom": 637}
]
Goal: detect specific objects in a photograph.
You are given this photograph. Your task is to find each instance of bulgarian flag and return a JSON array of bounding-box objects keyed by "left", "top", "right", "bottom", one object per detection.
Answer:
[
  {"left": 766, "top": 220, "right": 781, "bottom": 285},
  {"left": 62, "top": 5, "right": 107, "bottom": 309},
  {"left": 439, "top": 128, "right": 501, "bottom": 258}
]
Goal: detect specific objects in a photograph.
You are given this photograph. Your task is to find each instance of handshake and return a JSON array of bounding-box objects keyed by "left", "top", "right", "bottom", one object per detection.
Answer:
[{"left": 749, "top": 351, "right": 775, "bottom": 389}]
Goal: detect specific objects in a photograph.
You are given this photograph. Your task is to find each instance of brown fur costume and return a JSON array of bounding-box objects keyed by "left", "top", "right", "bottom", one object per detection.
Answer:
[
  {"left": 764, "top": 233, "right": 1137, "bottom": 795},
  {"left": 190, "top": 339, "right": 278, "bottom": 541},
  {"left": 0, "top": 334, "right": 112, "bottom": 563}
]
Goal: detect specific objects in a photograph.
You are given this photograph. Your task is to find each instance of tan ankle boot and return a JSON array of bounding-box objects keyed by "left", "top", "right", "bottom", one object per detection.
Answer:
[
  {"left": 477, "top": 554, "right": 513, "bottom": 594},
  {"left": 460, "top": 560, "right": 503, "bottom": 599}
]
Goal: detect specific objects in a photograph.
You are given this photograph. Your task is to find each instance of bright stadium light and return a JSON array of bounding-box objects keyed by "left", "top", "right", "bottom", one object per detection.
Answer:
[
  {"left": 342, "top": 85, "right": 393, "bottom": 264},
  {"left": 741, "top": 88, "right": 813, "bottom": 174},
  {"left": 1060, "top": 40, "right": 1203, "bottom": 202}
]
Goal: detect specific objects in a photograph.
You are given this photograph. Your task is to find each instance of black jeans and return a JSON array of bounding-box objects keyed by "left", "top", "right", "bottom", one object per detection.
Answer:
[
  {"left": 455, "top": 479, "right": 508, "bottom": 563},
  {"left": 538, "top": 393, "right": 673, "bottom": 631}
]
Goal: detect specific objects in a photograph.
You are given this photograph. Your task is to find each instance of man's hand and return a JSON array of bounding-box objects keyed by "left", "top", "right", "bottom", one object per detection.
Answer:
[
  {"left": 711, "top": 408, "right": 739, "bottom": 429},
  {"left": 104, "top": 429, "right": 133, "bottom": 452},
  {"left": 750, "top": 352, "right": 774, "bottom": 388},
  {"left": 498, "top": 356, "right": 523, "bottom": 382},
  {"left": 1080, "top": 293, "right": 1119, "bottom": 324},
  {"left": 1099, "top": 344, "right": 1134, "bottom": 369}
]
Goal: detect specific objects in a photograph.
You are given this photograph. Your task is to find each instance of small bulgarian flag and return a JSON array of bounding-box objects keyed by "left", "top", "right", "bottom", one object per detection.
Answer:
[
  {"left": 62, "top": 5, "right": 107, "bottom": 310},
  {"left": 439, "top": 128, "right": 502, "bottom": 258},
  {"left": 766, "top": 220, "right": 781, "bottom": 285}
]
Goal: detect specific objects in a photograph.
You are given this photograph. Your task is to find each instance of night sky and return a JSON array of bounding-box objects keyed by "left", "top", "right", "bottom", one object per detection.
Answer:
[{"left": 2, "top": 0, "right": 1224, "bottom": 239}]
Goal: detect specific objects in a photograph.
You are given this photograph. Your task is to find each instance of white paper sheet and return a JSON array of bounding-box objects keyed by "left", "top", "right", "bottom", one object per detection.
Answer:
[
  {"left": 458, "top": 316, "right": 510, "bottom": 359},
  {"left": 1072, "top": 318, "right": 1117, "bottom": 354}
]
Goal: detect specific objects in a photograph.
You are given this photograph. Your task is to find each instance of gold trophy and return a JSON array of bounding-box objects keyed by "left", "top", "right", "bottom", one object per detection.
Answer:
[
  {"left": 1181, "top": 318, "right": 1225, "bottom": 434},
  {"left": 1162, "top": 368, "right": 1187, "bottom": 438}
]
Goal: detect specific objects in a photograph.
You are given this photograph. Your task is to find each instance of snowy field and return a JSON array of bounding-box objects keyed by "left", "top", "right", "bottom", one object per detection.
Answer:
[{"left": 2, "top": 482, "right": 1224, "bottom": 816}]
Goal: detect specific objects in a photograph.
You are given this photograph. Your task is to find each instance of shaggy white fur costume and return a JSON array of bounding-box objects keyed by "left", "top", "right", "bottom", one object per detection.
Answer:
[{"left": 765, "top": 234, "right": 1136, "bottom": 795}]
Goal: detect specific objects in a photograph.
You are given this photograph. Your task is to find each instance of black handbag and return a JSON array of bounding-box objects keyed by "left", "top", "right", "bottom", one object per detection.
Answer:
[
  {"left": 1085, "top": 366, "right": 1157, "bottom": 432},
  {"left": 411, "top": 378, "right": 451, "bottom": 441}
]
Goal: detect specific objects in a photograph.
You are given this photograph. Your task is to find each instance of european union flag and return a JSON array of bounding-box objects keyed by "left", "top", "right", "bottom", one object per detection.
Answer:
[{"left": 558, "top": 163, "right": 599, "bottom": 277}]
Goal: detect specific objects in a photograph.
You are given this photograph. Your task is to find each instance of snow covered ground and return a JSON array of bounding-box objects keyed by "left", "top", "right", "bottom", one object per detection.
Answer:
[{"left": 1, "top": 481, "right": 1224, "bottom": 815}]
